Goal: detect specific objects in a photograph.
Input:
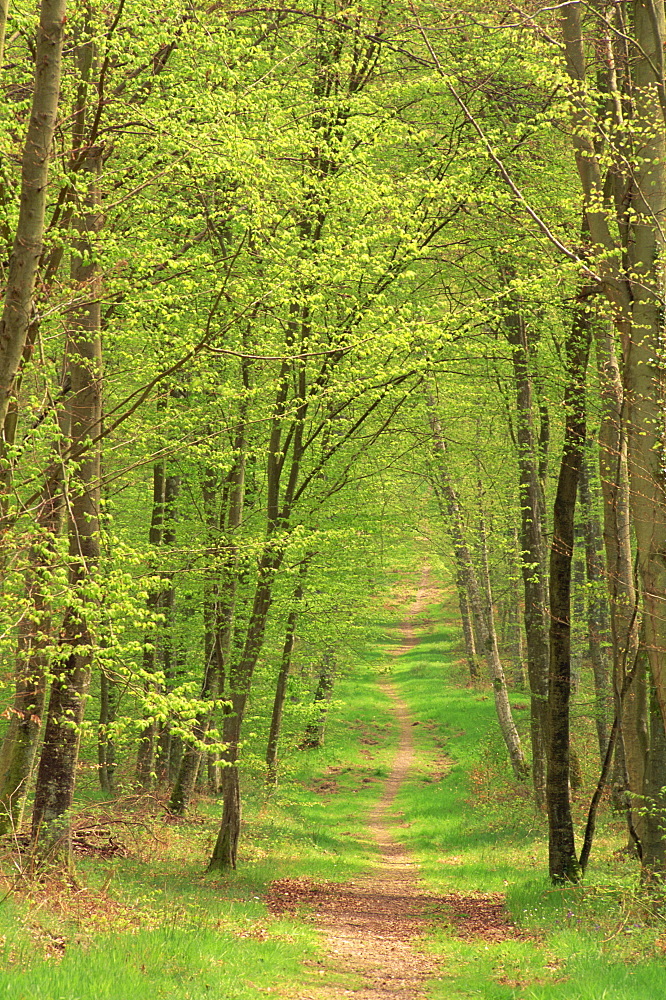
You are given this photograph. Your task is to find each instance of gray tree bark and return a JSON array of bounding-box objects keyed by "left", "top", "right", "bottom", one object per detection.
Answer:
[
  {"left": 546, "top": 290, "right": 591, "bottom": 883},
  {"left": 477, "top": 507, "right": 529, "bottom": 782},
  {"left": 0, "top": 0, "right": 67, "bottom": 429},
  {"left": 503, "top": 299, "right": 550, "bottom": 807},
  {"left": 31, "top": 144, "right": 102, "bottom": 858}
]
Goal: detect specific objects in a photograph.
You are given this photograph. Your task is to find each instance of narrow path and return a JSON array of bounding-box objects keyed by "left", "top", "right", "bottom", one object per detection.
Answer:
[
  {"left": 267, "top": 571, "right": 524, "bottom": 997},
  {"left": 278, "top": 575, "right": 440, "bottom": 999},
  {"left": 285, "top": 678, "right": 438, "bottom": 1000}
]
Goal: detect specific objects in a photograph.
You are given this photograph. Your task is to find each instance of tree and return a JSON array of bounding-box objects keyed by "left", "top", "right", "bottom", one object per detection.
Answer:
[{"left": 0, "top": 0, "right": 67, "bottom": 432}]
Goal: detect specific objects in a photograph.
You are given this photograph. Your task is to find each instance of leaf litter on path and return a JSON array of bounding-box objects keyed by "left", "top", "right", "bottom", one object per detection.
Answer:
[{"left": 266, "top": 569, "right": 522, "bottom": 999}]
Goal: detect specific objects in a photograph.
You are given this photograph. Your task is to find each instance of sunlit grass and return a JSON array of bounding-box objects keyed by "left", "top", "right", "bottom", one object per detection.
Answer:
[
  {"left": 384, "top": 580, "right": 666, "bottom": 1000},
  {"left": 0, "top": 657, "right": 398, "bottom": 999}
]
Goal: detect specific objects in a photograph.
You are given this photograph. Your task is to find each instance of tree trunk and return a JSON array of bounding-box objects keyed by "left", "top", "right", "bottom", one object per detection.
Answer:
[
  {"left": 301, "top": 651, "right": 336, "bottom": 750},
  {"left": 579, "top": 448, "right": 612, "bottom": 760},
  {"left": 154, "top": 473, "right": 180, "bottom": 783},
  {"left": 559, "top": 0, "right": 666, "bottom": 745},
  {"left": 207, "top": 547, "right": 283, "bottom": 871},
  {"left": 546, "top": 291, "right": 590, "bottom": 883},
  {"left": 642, "top": 679, "right": 666, "bottom": 882},
  {"left": 208, "top": 761, "right": 241, "bottom": 871},
  {"left": 477, "top": 509, "right": 529, "bottom": 781},
  {"left": 571, "top": 522, "right": 585, "bottom": 696},
  {"left": 169, "top": 420, "right": 246, "bottom": 815},
  {"left": 509, "top": 526, "right": 526, "bottom": 690},
  {"left": 0, "top": 427, "right": 68, "bottom": 833},
  {"left": 266, "top": 568, "right": 307, "bottom": 782},
  {"left": 135, "top": 459, "right": 166, "bottom": 789},
  {"left": 0, "top": 0, "right": 9, "bottom": 69},
  {"left": 622, "top": 0, "right": 666, "bottom": 758},
  {"left": 98, "top": 665, "right": 118, "bottom": 795},
  {"left": 456, "top": 572, "right": 481, "bottom": 682},
  {"left": 31, "top": 147, "right": 102, "bottom": 858},
  {"left": 504, "top": 300, "right": 550, "bottom": 807},
  {"left": 0, "top": 0, "right": 67, "bottom": 430},
  {"left": 427, "top": 400, "right": 527, "bottom": 779}
]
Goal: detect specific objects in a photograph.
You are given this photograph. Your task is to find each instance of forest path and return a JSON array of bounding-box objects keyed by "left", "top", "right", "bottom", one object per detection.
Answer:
[{"left": 270, "top": 570, "right": 442, "bottom": 999}]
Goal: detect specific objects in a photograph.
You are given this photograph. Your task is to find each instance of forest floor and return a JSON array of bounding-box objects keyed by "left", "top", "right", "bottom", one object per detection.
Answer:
[
  {"left": 266, "top": 572, "right": 520, "bottom": 1000},
  {"left": 2, "top": 565, "right": 666, "bottom": 999}
]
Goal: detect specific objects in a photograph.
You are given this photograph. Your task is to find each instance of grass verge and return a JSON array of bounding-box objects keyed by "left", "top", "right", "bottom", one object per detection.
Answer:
[
  {"left": 0, "top": 658, "right": 397, "bottom": 999},
  {"left": 386, "top": 577, "right": 666, "bottom": 1000}
]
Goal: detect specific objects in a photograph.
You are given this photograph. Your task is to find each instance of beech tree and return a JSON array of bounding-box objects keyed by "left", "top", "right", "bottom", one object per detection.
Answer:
[{"left": 0, "top": 0, "right": 66, "bottom": 432}]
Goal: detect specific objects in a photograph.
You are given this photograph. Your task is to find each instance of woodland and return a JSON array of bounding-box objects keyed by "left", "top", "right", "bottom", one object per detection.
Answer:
[{"left": 1, "top": 0, "right": 666, "bottom": 995}]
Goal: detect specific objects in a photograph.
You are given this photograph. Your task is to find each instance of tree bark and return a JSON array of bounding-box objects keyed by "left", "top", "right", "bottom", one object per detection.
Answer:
[
  {"left": 623, "top": 0, "right": 666, "bottom": 742},
  {"left": 0, "top": 0, "right": 67, "bottom": 430},
  {"left": 477, "top": 508, "right": 529, "bottom": 781},
  {"left": 0, "top": 0, "right": 9, "bottom": 69},
  {"left": 266, "top": 566, "right": 308, "bottom": 782},
  {"left": 154, "top": 472, "right": 180, "bottom": 783},
  {"left": 509, "top": 525, "right": 526, "bottom": 690},
  {"left": 0, "top": 447, "right": 67, "bottom": 833},
  {"left": 135, "top": 459, "right": 166, "bottom": 789},
  {"left": 642, "top": 679, "right": 666, "bottom": 881},
  {"left": 546, "top": 291, "right": 591, "bottom": 883},
  {"left": 169, "top": 429, "right": 246, "bottom": 815},
  {"left": 559, "top": 0, "right": 666, "bottom": 745},
  {"left": 31, "top": 147, "right": 102, "bottom": 858},
  {"left": 579, "top": 448, "right": 612, "bottom": 760},
  {"left": 207, "top": 545, "right": 284, "bottom": 870},
  {"left": 427, "top": 400, "right": 527, "bottom": 779},
  {"left": 504, "top": 304, "right": 550, "bottom": 806},
  {"left": 456, "top": 570, "right": 481, "bottom": 682},
  {"left": 97, "top": 665, "right": 118, "bottom": 795},
  {"left": 301, "top": 650, "right": 336, "bottom": 750}
]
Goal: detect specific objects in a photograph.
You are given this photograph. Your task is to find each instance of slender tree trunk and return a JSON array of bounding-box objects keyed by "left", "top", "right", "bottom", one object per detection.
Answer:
[
  {"left": 301, "top": 650, "right": 336, "bottom": 750},
  {"left": 642, "top": 678, "right": 666, "bottom": 882},
  {"left": 0, "top": 0, "right": 67, "bottom": 430},
  {"left": 169, "top": 446, "right": 245, "bottom": 814},
  {"left": 97, "top": 665, "right": 118, "bottom": 795},
  {"left": 31, "top": 147, "right": 102, "bottom": 858},
  {"left": 477, "top": 508, "right": 529, "bottom": 781},
  {"left": 546, "top": 290, "right": 590, "bottom": 883},
  {"left": 135, "top": 459, "right": 165, "bottom": 789},
  {"left": 266, "top": 567, "right": 307, "bottom": 782},
  {"left": 0, "top": 446, "right": 67, "bottom": 832},
  {"left": 579, "top": 448, "right": 612, "bottom": 760},
  {"left": 456, "top": 571, "right": 481, "bottom": 682},
  {"left": 0, "top": 0, "right": 9, "bottom": 69},
  {"left": 504, "top": 302, "right": 549, "bottom": 807},
  {"left": 593, "top": 326, "right": 643, "bottom": 814},
  {"left": 207, "top": 547, "right": 283, "bottom": 871},
  {"left": 427, "top": 401, "right": 527, "bottom": 779},
  {"left": 509, "top": 525, "right": 526, "bottom": 690},
  {"left": 154, "top": 473, "right": 180, "bottom": 782},
  {"left": 571, "top": 523, "right": 585, "bottom": 695}
]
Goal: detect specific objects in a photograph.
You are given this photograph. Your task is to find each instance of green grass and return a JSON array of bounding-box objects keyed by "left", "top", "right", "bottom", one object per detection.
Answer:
[
  {"left": 383, "top": 585, "right": 666, "bottom": 1000},
  {"left": 0, "top": 659, "right": 398, "bottom": 999},
  {"left": 0, "top": 923, "right": 315, "bottom": 1000}
]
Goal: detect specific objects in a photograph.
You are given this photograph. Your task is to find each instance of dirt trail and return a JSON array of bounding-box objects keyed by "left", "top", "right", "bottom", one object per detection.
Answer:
[
  {"left": 270, "top": 573, "right": 440, "bottom": 999},
  {"left": 267, "top": 571, "right": 519, "bottom": 998}
]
